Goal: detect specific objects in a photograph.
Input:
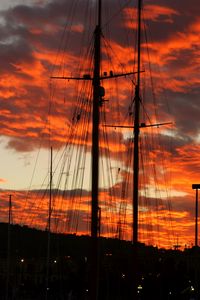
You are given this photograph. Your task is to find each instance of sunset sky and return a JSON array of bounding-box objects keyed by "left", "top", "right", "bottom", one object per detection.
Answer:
[{"left": 0, "top": 0, "right": 200, "bottom": 249}]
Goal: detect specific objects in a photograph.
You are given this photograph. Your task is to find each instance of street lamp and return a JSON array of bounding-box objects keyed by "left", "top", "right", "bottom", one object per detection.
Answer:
[{"left": 192, "top": 184, "right": 200, "bottom": 247}]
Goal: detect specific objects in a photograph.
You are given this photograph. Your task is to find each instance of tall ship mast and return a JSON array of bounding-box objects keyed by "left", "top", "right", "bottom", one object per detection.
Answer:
[
  {"left": 90, "top": 0, "right": 102, "bottom": 298},
  {"left": 51, "top": 1, "right": 144, "bottom": 298},
  {"left": 2, "top": 0, "right": 199, "bottom": 299},
  {"left": 25, "top": 0, "right": 172, "bottom": 300},
  {"left": 133, "top": 0, "right": 142, "bottom": 246}
]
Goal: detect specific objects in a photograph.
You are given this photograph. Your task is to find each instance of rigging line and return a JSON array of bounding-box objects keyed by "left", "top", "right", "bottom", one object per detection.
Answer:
[
  {"left": 157, "top": 141, "right": 175, "bottom": 245},
  {"left": 52, "top": 1, "right": 94, "bottom": 81},
  {"left": 47, "top": 145, "right": 72, "bottom": 202},
  {"left": 140, "top": 99, "right": 153, "bottom": 125},
  {"left": 58, "top": 1, "right": 94, "bottom": 80},
  {"left": 140, "top": 147, "right": 154, "bottom": 245},
  {"left": 102, "top": 0, "right": 112, "bottom": 79},
  {"left": 142, "top": 15, "right": 172, "bottom": 131},
  {"left": 143, "top": 11, "right": 172, "bottom": 118},
  {"left": 23, "top": 92, "right": 58, "bottom": 223},
  {"left": 103, "top": 102, "right": 122, "bottom": 237},
  {"left": 100, "top": 108, "right": 117, "bottom": 236},
  {"left": 143, "top": 128, "right": 162, "bottom": 245},
  {"left": 19, "top": 148, "right": 41, "bottom": 225},
  {"left": 142, "top": 127, "right": 173, "bottom": 247},
  {"left": 148, "top": 138, "right": 161, "bottom": 245},
  {"left": 138, "top": 9, "right": 173, "bottom": 246},
  {"left": 21, "top": 74, "right": 90, "bottom": 227},
  {"left": 102, "top": 35, "right": 136, "bottom": 84},
  {"left": 23, "top": 151, "right": 59, "bottom": 227},
  {"left": 64, "top": 139, "right": 84, "bottom": 233},
  {"left": 123, "top": 10, "right": 139, "bottom": 123},
  {"left": 31, "top": 184, "right": 49, "bottom": 216},
  {"left": 114, "top": 78, "right": 132, "bottom": 167},
  {"left": 120, "top": 82, "right": 135, "bottom": 127},
  {"left": 51, "top": 149, "right": 74, "bottom": 233},
  {"left": 153, "top": 128, "right": 175, "bottom": 243},
  {"left": 58, "top": 1, "right": 80, "bottom": 77},
  {"left": 70, "top": 86, "right": 92, "bottom": 231},
  {"left": 54, "top": 146, "right": 76, "bottom": 232},
  {"left": 100, "top": 111, "right": 111, "bottom": 235},
  {"left": 20, "top": 171, "right": 49, "bottom": 226},
  {"left": 119, "top": 135, "right": 132, "bottom": 240},
  {"left": 50, "top": 0, "right": 79, "bottom": 77},
  {"left": 118, "top": 0, "right": 136, "bottom": 56},
  {"left": 24, "top": 149, "right": 66, "bottom": 227},
  {"left": 119, "top": 168, "right": 129, "bottom": 240},
  {"left": 60, "top": 25, "right": 94, "bottom": 83},
  {"left": 20, "top": 80, "right": 54, "bottom": 225},
  {"left": 141, "top": 92, "right": 174, "bottom": 245},
  {"left": 80, "top": 91, "right": 93, "bottom": 234},
  {"left": 75, "top": 0, "right": 93, "bottom": 77},
  {"left": 143, "top": 13, "right": 159, "bottom": 124},
  {"left": 103, "top": 0, "right": 134, "bottom": 88},
  {"left": 49, "top": 86, "right": 91, "bottom": 179},
  {"left": 102, "top": 0, "right": 132, "bottom": 28},
  {"left": 73, "top": 109, "right": 91, "bottom": 233},
  {"left": 63, "top": 148, "right": 79, "bottom": 232},
  {"left": 63, "top": 84, "right": 92, "bottom": 234},
  {"left": 139, "top": 134, "right": 148, "bottom": 236}
]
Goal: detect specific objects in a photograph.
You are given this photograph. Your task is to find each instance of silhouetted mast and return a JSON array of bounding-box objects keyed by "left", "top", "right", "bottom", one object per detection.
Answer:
[
  {"left": 90, "top": 0, "right": 101, "bottom": 298},
  {"left": 131, "top": 1, "right": 142, "bottom": 298},
  {"left": 50, "top": 1, "right": 141, "bottom": 298},
  {"left": 6, "top": 194, "right": 12, "bottom": 300},
  {"left": 192, "top": 184, "right": 200, "bottom": 247},
  {"left": 91, "top": 0, "right": 101, "bottom": 246},
  {"left": 46, "top": 146, "right": 53, "bottom": 300},
  {"left": 133, "top": 0, "right": 142, "bottom": 245}
]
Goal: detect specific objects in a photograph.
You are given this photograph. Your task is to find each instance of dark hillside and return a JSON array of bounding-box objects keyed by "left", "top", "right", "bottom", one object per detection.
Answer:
[{"left": 0, "top": 223, "right": 199, "bottom": 299}]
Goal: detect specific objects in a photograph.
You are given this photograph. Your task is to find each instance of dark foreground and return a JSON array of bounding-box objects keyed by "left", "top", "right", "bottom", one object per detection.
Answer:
[{"left": 0, "top": 223, "right": 199, "bottom": 299}]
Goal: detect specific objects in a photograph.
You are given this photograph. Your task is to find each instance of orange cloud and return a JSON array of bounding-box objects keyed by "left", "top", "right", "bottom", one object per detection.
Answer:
[
  {"left": 143, "top": 5, "right": 179, "bottom": 22},
  {"left": 0, "top": 0, "right": 199, "bottom": 250},
  {"left": 123, "top": 4, "right": 179, "bottom": 30}
]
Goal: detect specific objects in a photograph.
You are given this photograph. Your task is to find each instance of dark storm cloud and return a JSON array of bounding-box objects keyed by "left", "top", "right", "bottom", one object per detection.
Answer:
[
  {"left": 0, "top": 2, "right": 199, "bottom": 185},
  {"left": 0, "top": 34, "right": 34, "bottom": 75},
  {"left": 0, "top": 0, "right": 199, "bottom": 248},
  {"left": 170, "top": 195, "right": 195, "bottom": 217},
  {"left": 143, "top": 4, "right": 190, "bottom": 42},
  {"left": 0, "top": 0, "right": 199, "bottom": 159},
  {"left": 0, "top": 0, "right": 198, "bottom": 56},
  {"left": 153, "top": 0, "right": 200, "bottom": 15},
  {"left": 0, "top": 1, "right": 93, "bottom": 62},
  {"left": 165, "top": 89, "right": 200, "bottom": 137}
]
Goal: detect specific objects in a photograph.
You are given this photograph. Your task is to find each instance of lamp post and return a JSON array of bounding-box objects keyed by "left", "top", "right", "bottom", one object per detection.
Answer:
[{"left": 192, "top": 184, "right": 200, "bottom": 247}]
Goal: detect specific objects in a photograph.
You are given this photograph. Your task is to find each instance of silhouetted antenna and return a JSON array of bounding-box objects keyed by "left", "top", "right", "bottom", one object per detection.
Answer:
[
  {"left": 192, "top": 184, "right": 200, "bottom": 247},
  {"left": 46, "top": 147, "right": 53, "bottom": 300},
  {"left": 6, "top": 194, "right": 12, "bottom": 300},
  {"left": 173, "top": 235, "right": 181, "bottom": 250}
]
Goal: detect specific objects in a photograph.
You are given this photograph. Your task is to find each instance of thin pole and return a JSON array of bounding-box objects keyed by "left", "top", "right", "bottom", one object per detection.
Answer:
[
  {"left": 6, "top": 195, "right": 12, "bottom": 300},
  {"left": 48, "top": 147, "right": 53, "bottom": 234},
  {"left": 195, "top": 188, "right": 198, "bottom": 247},
  {"left": 91, "top": 0, "right": 101, "bottom": 242},
  {"left": 133, "top": 0, "right": 142, "bottom": 245},
  {"left": 46, "top": 147, "right": 53, "bottom": 300},
  {"left": 90, "top": 0, "right": 101, "bottom": 299},
  {"left": 132, "top": 0, "right": 142, "bottom": 298},
  {"left": 98, "top": 0, "right": 102, "bottom": 29}
]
